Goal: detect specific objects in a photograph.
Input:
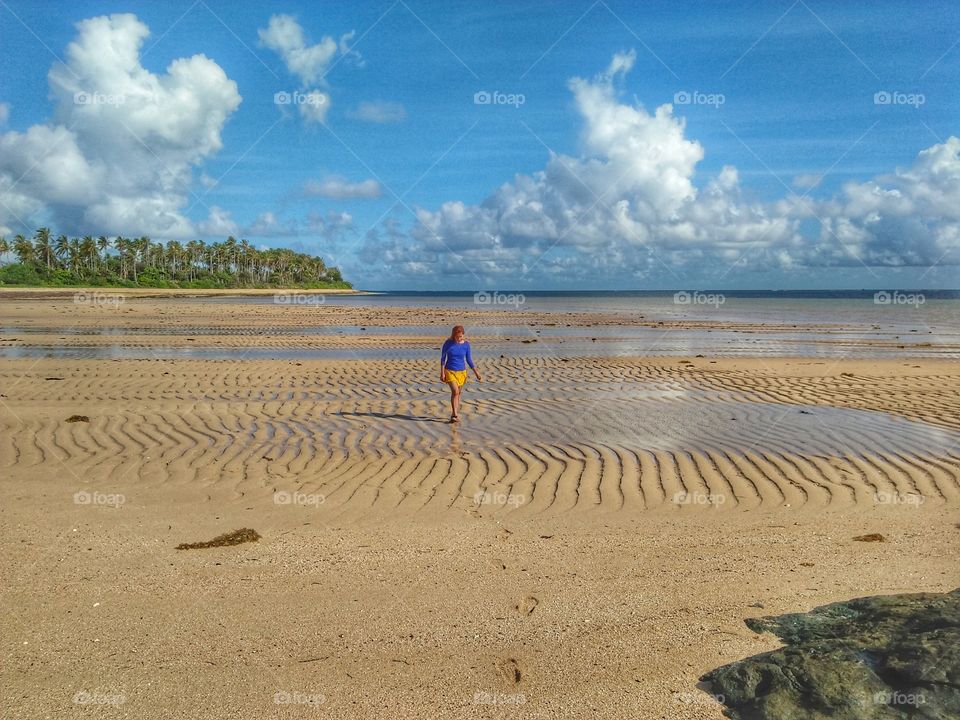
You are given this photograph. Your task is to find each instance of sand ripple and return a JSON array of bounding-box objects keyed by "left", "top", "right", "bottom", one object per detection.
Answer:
[{"left": 2, "top": 357, "right": 958, "bottom": 518}]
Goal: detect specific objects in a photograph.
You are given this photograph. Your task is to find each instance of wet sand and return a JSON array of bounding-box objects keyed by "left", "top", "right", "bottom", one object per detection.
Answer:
[{"left": 1, "top": 298, "right": 958, "bottom": 718}]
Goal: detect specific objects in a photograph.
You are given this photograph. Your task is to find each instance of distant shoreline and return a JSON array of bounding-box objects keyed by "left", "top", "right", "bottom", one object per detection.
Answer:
[{"left": 0, "top": 287, "right": 370, "bottom": 299}]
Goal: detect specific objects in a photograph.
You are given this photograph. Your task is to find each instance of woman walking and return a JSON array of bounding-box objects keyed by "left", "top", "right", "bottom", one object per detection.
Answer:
[{"left": 440, "top": 325, "right": 482, "bottom": 422}]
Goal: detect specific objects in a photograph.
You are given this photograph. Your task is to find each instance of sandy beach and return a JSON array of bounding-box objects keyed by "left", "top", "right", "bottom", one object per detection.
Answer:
[
  {"left": 4, "top": 0, "right": 960, "bottom": 715},
  {"left": 2, "top": 297, "right": 959, "bottom": 719}
]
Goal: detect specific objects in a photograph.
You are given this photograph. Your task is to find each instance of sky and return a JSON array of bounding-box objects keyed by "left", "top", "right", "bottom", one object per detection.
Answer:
[{"left": 0, "top": 0, "right": 957, "bottom": 290}]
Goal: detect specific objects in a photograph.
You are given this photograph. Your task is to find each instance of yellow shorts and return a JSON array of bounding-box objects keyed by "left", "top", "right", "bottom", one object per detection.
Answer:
[{"left": 443, "top": 369, "right": 469, "bottom": 388}]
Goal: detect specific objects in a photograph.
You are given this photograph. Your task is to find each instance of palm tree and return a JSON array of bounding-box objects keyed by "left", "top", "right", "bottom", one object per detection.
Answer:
[
  {"left": 68, "top": 237, "right": 82, "bottom": 274},
  {"left": 13, "top": 234, "right": 33, "bottom": 265},
  {"left": 185, "top": 240, "right": 201, "bottom": 280},
  {"left": 34, "top": 227, "right": 53, "bottom": 270},
  {"left": 224, "top": 236, "right": 238, "bottom": 274},
  {"left": 166, "top": 240, "right": 183, "bottom": 276},
  {"left": 0, "top": 237, "right": 8, "bottom": 265},
  {"left": 54, "top": 234, "right": 69, "bottom": 266},
  {"left": 80, "top": 236, "right": 96, "bottom": 271},
  {"left": 131, "top": 237, "right": 145, "bottom": 281},
  {"left": 239, "top": 238, "right": 252, "bottom": 279},
  {"left": 115, "top": 237, "right": 128, "bottom": 280},
  {"left": 96, "top": 236, "right": 110, "bottom": 268}
]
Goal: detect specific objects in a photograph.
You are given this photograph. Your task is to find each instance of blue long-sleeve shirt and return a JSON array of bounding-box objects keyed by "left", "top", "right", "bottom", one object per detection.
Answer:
[{"left": 441, "top": 339, "right": 474, "bottom": 370}]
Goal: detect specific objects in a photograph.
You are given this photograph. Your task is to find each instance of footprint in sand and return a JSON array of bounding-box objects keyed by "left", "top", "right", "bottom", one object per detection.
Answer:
[
  {"left": 488, "top": 557, "right": 507, "bottom": 570},
  {"left": 496, "top": 658, "right": 522, "bottom": 687},
  {"left": 515, "top": 595, "right": 539, "bottom": 616}
]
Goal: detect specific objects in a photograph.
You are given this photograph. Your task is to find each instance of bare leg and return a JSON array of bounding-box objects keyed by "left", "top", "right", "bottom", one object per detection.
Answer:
[{"left": 446, "top": 381, "right": 460, "bottom": 420}]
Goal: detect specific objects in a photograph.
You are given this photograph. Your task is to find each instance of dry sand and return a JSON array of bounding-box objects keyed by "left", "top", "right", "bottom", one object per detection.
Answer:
[{"left": 1, "top": 299, "right": 958, "bottom": 719}]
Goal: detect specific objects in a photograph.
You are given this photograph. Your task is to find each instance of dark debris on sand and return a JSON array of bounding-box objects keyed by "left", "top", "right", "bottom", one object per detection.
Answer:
[{"left": 176, "top": 528, "right": 261, "bottom": 550}]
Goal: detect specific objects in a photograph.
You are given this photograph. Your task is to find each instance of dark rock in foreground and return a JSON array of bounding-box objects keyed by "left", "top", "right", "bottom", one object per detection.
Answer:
[{"left": 703, "top": 588, "right": 960, "bottom": 719}]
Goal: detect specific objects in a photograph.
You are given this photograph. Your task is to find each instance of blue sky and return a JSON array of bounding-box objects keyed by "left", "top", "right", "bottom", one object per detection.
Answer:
[{"left": 0, "top": 0, "right": 957, "bottom": 289}]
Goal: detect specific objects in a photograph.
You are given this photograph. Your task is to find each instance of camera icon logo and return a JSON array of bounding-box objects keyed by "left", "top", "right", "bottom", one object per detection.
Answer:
[{"left": 474, "top": 90, "right": 492, "bottom": 105}]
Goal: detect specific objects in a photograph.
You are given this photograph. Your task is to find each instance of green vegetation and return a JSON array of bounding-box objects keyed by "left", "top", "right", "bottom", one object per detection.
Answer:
[{"left": 0, "top": 229, "right": 351, "bottom": 289}]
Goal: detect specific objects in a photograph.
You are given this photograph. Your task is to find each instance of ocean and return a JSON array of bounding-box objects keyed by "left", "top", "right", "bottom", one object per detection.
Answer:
[{"left": 2, "top": 290, "right": 957, "bottom": 360}]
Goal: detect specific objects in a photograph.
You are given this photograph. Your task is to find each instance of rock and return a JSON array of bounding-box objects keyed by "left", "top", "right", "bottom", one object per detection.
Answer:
[
  {"left": 703, "top": 588, "right": 960, "bottom": 719},
  {"left": 853, "top": 533, "right": 887, "bottom": 542}
]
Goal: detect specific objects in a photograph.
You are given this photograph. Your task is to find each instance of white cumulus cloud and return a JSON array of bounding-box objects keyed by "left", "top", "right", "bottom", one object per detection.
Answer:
[
  {"left": 356, "top": 51, "right": 959, "bottom": 284},
  {"left": 347, "top": 100, "right": 406, "bottom": 124},
  {"left": 258, "top": 14, "right": 340, "bottom": 85},
  {"left": 258, "top": 14, "right": 361, "bottom": 124},
  {"left": 303, "top": 176, "right": 382, "bottom": 199},
  {"left": 0, "top": 13, "right": 241, "bottom": 239}
]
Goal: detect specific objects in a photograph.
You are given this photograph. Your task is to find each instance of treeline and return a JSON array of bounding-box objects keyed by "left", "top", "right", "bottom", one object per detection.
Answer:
[{"left": 0, "top": 229, "right": 350, "bottom": 289}]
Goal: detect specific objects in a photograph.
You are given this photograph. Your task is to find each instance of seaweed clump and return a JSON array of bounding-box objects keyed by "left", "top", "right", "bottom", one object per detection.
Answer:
[{"left": 176, "top": 528, "right": 261, "bottom": 550}]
